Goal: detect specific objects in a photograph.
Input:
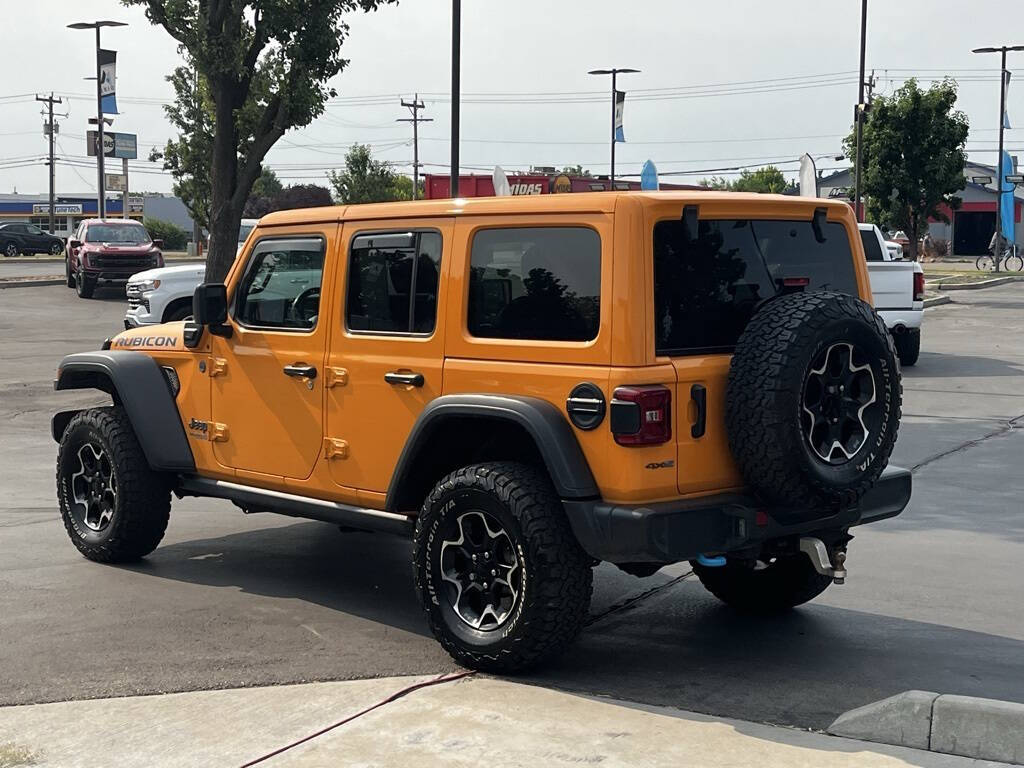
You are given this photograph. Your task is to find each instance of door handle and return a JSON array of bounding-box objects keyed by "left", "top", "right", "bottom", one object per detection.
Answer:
[
  {"left": 690, "top": 384, "right": 707, "bottom": 439},
  {"left": 283, "top": 363, "right": 317, "bottom": 379},
  {"left": 384, "top": 371, "right": 424, "bottom": 387}
]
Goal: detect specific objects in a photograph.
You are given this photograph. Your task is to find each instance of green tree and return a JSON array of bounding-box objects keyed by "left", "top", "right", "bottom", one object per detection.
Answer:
[
  {"left": 698, "top": 167, "right": 795, "bottom": 193},
  {"left": 148, "top": 51, "right": 212, "bottom": 231},
  {"left": 125, "top": 0, "right": 397, "bottom": 281},
  {"left": 144, "top": 217, "right": 188, "bottom": 250},
  {"left": 328, "top": 144, "right": 410, "bottom": 203},
  {"left": 844, "top": 78, "right": 968, "bottom": 261}
]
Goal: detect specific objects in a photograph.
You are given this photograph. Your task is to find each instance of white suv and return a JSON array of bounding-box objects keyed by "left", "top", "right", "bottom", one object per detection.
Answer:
[{"left": 123, "top": 219, "right": 257, "bottom": 328}]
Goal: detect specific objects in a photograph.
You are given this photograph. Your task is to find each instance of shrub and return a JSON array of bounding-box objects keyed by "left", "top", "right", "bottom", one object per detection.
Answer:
[{"left": 144, "top": 217, "right": 188, "bottom": 251}]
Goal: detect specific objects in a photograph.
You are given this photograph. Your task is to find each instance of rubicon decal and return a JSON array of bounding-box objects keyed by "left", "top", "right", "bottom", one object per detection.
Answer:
[{"left": 112, "top": 336, "right": 178, "bottom": 348}]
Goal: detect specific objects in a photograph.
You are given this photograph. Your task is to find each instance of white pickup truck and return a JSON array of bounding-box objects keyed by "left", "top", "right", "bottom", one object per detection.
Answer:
[{"left": 858, "top": 223, "right": 925, "bottom": 366}]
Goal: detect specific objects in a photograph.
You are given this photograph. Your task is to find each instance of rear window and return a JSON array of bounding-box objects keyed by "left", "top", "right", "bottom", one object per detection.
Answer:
[
  {"left": 468, "top": 227, "right": 600, "bottom": 342},
  {"left": 859, "top": 229, "right": 885, "bottom": 262},
  {"left": 653, "top": 218, "right": 858, "bottom": 355}
]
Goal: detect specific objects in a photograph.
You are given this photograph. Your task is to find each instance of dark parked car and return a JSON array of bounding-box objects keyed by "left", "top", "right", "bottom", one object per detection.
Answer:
[
  {"left": 66, "top": 219, "right": 163, "bottom": 299},
  {"left": 0, "top": 222, "right": 65, "bottom": 257}
]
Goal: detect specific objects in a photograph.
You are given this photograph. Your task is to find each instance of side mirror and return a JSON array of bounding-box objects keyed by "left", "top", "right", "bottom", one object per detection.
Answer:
[
  {"left": 69, "top": 239, "right": 82, "bottom": 250},
  {"left": 152, "top": 238, "right": 164, "bottom": 249},
  {"left": 192, "top": 283, "right": 230, "bottom": 338}
]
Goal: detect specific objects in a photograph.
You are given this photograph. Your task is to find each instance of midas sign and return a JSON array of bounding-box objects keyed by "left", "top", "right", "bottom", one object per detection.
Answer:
[{"left": 510, "top": 182, "right": 544, "bottom": 195}]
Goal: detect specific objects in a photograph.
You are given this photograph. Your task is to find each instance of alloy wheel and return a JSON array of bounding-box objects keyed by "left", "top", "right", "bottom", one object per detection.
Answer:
[
  {"left": 70, "top": 442, "right": 117, "bottom": 532},
  {"left": 439, "top": 510, "right": 522, "bottom": 630},
  {"left": 801, "top": 342, "right": 877, "bottom": 465}
]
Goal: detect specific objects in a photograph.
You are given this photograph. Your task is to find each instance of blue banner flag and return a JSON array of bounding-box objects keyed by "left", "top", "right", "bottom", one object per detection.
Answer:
[
  {"left": 1000, "top": 150, "right": 1015, "bottom": 242},
  {"left": 99, "top": 49, "right": 118, "bottom": 114},
  {"left": 614, "top": 90, "right": 625, "bottom": 142},
  {"left": 640, "top": 160, "right": 659, "bottom": 190}
]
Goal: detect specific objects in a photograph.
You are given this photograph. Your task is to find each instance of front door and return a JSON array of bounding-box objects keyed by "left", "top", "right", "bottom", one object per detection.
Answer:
[
  {"left": 210, "top": 228, "right": 336, "bottom": 480},
  {"left": 324, "top": 219, "right": 453, "bottom": 495}
]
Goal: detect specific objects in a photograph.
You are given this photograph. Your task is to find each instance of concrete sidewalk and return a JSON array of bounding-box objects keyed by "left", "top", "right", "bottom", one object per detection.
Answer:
[{"left": 0, "top": 676, "right": 1009, "bottom": 768}]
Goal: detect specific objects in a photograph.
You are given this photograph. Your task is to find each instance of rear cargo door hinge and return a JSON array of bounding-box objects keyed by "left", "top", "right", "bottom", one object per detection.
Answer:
[
  {"left": 324, "top": 367, "right": 349, "bottom": 388},
  {"left": 208, "top": 357, "right": 228, "bottom": 377},
  {"left": 323, "top": 438, "right": 349, "bottom": 460}
]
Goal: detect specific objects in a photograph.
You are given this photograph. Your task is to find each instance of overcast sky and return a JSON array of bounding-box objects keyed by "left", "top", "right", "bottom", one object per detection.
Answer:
[{"left": 2, "top": 0, "right": 1022, "bottom": 196}]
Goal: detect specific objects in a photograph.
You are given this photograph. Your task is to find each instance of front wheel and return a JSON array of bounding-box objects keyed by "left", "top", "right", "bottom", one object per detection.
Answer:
[
  {"left": 413, "top": 462, "right": 593, "bottom": 673},
  {"left": 976, "top": 254, "right": 994, "bottom": 272},
  {"left": 57, "top": 407, "right": 171, "bottom": 563},
  {"left": 693, "top": 554, "right": 834, "bottom": 614},
  {"left": 1004, "top": 253, "right": 1024, "bottom": 272},
  {"left": 76, "top": 270, "right": 95, "bottom": 299},
  {"left": 65, "top": 258, "right": 75, "bottom": 288},
  {"left": 3, "top": 242, "right": 18, "bottom": 258}
]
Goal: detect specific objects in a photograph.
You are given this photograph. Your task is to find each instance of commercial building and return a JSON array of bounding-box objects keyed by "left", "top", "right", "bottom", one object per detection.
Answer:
[
  {"left": 818, "top": 160, "right": 1024, "bottom": 256},
  {"left": 423, "top": 172, "right": 701, "bottom": 199},
  {"left": 0, "top": 192, "right": 143, "bottom": 238}
]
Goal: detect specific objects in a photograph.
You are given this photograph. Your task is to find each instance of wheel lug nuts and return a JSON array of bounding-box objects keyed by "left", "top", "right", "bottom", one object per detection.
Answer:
[{"left": 491, "top": 569, "right": 496, "bottom": 576}]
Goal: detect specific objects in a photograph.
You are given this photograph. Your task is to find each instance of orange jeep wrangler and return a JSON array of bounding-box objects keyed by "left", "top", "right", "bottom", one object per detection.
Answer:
[{"left": 53, "top": 192, "right": 908, "bottom": 671}]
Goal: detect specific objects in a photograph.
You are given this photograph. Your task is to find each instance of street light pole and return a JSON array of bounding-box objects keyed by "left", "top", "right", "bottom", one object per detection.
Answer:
[
  {"left": 853, "top": 0, "right": 868, "bottom": 222},
  {"left": 450, "top": 0, "right": 461, "bottom": 198},
  {"left": 588, "top": 67, "right": 640, "bottom": 190},
  {"left": 68, "top": 20, "right": 127, "bottom": 221},
  {"left": 972, "top": 44, "right": 1024, "bottom": 272}
]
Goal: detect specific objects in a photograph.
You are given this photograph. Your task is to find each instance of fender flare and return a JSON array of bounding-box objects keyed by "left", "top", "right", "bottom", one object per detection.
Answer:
[
  {"left": 53, "top": 351, "right": 195, "bottom": 473},
  {"left": 385, "top": 394, "right": 599, "bottom": 511}
]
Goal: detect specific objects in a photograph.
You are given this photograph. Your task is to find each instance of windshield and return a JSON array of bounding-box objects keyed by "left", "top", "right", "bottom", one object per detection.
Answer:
[
  {"left": 238, "top": 223, "right": 256, "bottom": 244},
  {"left": 85, "top": 224, "right": 152, "bottom": 245}
]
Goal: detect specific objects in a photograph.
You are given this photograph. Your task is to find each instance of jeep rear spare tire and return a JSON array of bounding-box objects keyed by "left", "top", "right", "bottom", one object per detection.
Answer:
[{"left": 726, "top": 291, "right": 901, "bottom": 507}]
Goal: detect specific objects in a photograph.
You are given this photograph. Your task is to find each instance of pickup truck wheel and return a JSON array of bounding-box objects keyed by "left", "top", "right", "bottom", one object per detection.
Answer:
[
  {"left": 726, "top": 291, "right": 901, "bottom": 507},
  {"left": 893, "top": 328, "right": 921, "bottom": 367},
  {"left": 693, "top": 555, "right": 833, "bottom": 613},
  {"left": 57, "top": 406, "right": 171, "bottom": 563},
  {"left": 75, "top": 270, "right": 96, "bottom": 299},
  {"left": 163, "top": 303, "right": 193, "bottom": 322},
  {"left": 413, "top": 462, "right": 593, "bottom": 673},
  {"left": 65, "top": 258, "right": 76, "bottom": 288}
]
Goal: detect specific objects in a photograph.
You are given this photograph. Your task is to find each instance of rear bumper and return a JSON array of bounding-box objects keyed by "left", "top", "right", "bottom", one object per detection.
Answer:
[
  {"left": 562, "top": 466, "right": 911, "bottom": 564},
  {"left": 879, "top": 308, "right": 923, "bottom": 331}
]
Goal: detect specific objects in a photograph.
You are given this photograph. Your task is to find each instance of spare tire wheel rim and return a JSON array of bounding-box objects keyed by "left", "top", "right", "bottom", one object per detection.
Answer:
[
  {"left": 70, "top": 442, "right": 117, "bottom": 532},
  {"left": 439, "top": 510, "right": 521, "bottom": 630},
  {"left": 802, "top": 341, "right": 878, "bottom": 465}
]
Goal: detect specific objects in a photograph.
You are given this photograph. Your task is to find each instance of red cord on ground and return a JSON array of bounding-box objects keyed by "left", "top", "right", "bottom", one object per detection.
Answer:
[{"left": 238, "top": 671, "right": 474, "bottom": 767}]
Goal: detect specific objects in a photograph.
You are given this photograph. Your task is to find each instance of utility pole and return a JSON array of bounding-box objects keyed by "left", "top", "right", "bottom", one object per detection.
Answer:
[
  {"left": 397, "top": 94, "right": 433, "bottom": 200},
  {"left": 36, "top": 93, "right": 63, "bottom": 234},
  {"left": 972, "top": 44, "right": 1024, "bottom": 272},
  {"left": 853, "top": 0, "right": 868, "bottom": 222},
  {"left": 450, "top": 0, "right": 461, "bottom": 198}
]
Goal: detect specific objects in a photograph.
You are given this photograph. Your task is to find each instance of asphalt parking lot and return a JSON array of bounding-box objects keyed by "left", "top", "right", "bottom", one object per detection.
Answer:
[{"left": 1, "top": 281, "right": 1022, "bottom": 732}]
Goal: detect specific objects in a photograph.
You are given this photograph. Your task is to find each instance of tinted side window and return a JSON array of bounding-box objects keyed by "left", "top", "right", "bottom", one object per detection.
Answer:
[
  {"left": 234, "top": 238, "right": 325, "bottom": 330},
  {"left": 346, "top": 231, "right": 442, "bottom": 334},
  {"left": 858, "top": 229, "right": 884, "bottom": 262},
  {"left": 468, "top": 227, "right": 600, "bottom": 342},
  {"left": 654, "top": 219, "right": 858, "bottom": 354}
]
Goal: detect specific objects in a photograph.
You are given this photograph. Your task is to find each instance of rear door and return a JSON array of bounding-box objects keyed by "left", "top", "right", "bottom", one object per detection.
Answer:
[
  {"left": 651, "top": 213, "right": 861, "bottom": 496},
  {"left": 324, "top": 219, "right": 453, "bottom": 495}
]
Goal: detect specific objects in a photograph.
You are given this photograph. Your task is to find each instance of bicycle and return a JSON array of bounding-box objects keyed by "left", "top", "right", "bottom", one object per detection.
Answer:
[{"left": 976, "top": 244, "right": 1023, "bottom": 272}]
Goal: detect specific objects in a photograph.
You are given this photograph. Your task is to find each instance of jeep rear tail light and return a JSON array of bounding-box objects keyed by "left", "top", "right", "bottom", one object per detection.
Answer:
[
  {"left": 913, "top": 271, "right": 925, "bottom": 302},
  {"left": 610, "top": 386, "right": 672, "bottom": 446}
]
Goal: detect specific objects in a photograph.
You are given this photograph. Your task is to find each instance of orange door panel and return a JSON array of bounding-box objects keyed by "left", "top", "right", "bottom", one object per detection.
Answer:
[{"left": 325, "top": 219, "right": 453, "bottom": 493}]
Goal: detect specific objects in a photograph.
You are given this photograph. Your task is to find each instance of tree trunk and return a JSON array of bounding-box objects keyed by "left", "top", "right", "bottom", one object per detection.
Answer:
[
  {"left": 205, "top": 89, "right": 242, "bottom": 283},
  {"left": 907, "top": 215, "right": 919, "bottom": 262}
]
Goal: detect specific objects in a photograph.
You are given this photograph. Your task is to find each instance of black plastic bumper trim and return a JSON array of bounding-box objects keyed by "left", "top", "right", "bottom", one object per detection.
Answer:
[{"left": 563, "top": 466, "right": 911, "bottom": 564}]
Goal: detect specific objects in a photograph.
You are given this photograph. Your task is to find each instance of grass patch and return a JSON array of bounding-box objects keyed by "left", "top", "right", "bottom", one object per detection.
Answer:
[{"left": 0, "top": 743, "right": 39, "bottom": 768}]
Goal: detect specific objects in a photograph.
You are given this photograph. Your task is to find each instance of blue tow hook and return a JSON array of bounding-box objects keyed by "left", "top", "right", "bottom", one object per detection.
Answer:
[{"left": 697, "top": 554, "right": 727, "bottom": 568}]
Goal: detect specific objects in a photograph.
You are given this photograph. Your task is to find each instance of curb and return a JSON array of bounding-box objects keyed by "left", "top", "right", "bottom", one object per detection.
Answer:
[
  {"left": 0, "top": 278, "right": 64, "bottom": 289},
  {"left": 936, "top": 275, "right": 1024, "bottom": 291},
  {"left": 828, "top": 690, "right": 1024, "bottom": 764},
  {"left": 923, "top": 295, "right": 952, "bottom": 308}
]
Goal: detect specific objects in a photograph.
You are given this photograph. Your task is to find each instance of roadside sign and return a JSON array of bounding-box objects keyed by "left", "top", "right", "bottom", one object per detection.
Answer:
[
  {"left": 32, "top": 203, "right": 83, "bottom": 215},
  {"left": 86, "top": 131, "right": 138, "bottom": 159},
  {"left": 127, "top": 194, "right": 144, "bottom": 213},
  {"left": 105, "top": 174, "right": 126, "bottom": 192}
]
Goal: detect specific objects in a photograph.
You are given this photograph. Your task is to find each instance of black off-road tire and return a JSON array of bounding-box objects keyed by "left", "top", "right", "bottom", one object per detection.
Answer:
[
  {"left": 726, "top": 291, "right": 901, "bottom": 508},
  {"left": 76, "top": 270, "right": 96, "bottom": 299},
  {"left": 57, "top": 407, "right": 171, "bottom": 563},
  {"left": 693, "top": 555, "right": 833, "bottom": 614},
  {"left": 893, "top": 328, "right": 921, "bottom": 367},
  {"left": 413, "top": 462, "right": 593, "bottom": 673},
  {"left": 65, "top": 258, "right": 76, "bottom": 288}
]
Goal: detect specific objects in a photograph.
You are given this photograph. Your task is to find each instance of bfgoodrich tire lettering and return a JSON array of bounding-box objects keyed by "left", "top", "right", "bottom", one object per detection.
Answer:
[
  {"left": 726, "top": 291, "right": 901, "bottom": 507},
  {"left": 413, "top": 462, "right": 593, "bottom": 672},
  {"left": 57, "top": 406, "right": 170, "bottom": 562}
]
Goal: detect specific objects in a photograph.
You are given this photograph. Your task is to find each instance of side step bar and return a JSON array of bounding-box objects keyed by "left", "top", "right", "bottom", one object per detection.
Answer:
[{"left": 177, "top": 477, "right": 415, "bottom": 537}]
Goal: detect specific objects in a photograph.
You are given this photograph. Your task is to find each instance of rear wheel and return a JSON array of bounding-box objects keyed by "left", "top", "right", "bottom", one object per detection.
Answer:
[
  {"left": 1005, "top": 253, "right": 1024, "bottom": 272},
  {"left": 413, "top": 462, "right": 593, "bottom": 672},
  {"left": 976, "top": 254, "right": 994, "bottom": 272},
  {"left": 894, "top": 328, "right": 921, "bottom": 367},
  {"left": 49, "top": 242, "right": 63, "bottom": 255},
  {"left": 693, "top": 554, "right": 833, "bottom": 614},
  {"left": 57, "top": 407, "right": 171, "bottom": 563}
]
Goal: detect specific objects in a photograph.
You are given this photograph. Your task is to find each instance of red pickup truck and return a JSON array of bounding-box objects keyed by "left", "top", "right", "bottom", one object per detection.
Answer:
[{"left": 66, "top": 219, "right": 164, "bottom": 299}]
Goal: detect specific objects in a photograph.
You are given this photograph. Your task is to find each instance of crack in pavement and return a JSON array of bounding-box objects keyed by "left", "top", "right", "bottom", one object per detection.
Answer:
[
  {"left": 911, "top": 413, "right": 1024, "bottom": 473},
  {"left": 586, "top": 570, "right": 693, "bottom": 627}
]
